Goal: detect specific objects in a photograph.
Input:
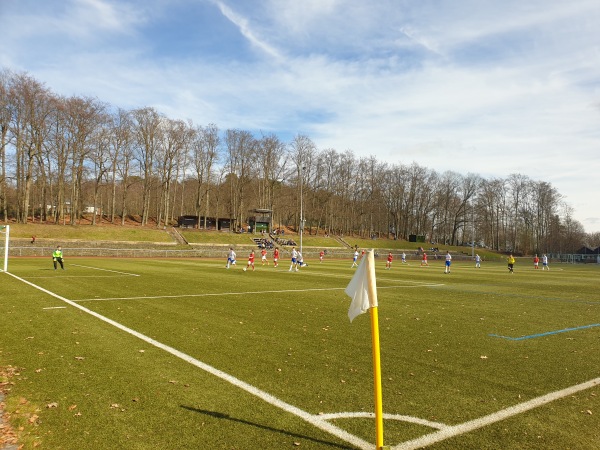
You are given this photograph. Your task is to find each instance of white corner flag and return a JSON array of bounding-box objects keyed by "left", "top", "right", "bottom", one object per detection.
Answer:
[
  {"left": 344, "top": 249, "right": 386, "bottom": 448},
  {"left": 346, "top": 249, "right": 378, "bottom": 322}
]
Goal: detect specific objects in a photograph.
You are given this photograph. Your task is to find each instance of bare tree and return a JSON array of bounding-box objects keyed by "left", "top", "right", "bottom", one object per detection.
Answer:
[
  {"left": 532, "top": 180, "right": 561, "bottom": 253},
  {"left": 62, "top": 96, "right": 107, "bottom": 224},
  {"left": 0, "top": 69, "right": 12, "bottom": 222},
  {"left": 191, "top": 123, "right": 220, "bottom": 228},
  {"left": 131, "top": 107, "right": 162, "bottom": 226},
  {"left": 155, "top": 118, "right": 187, "bottom": 228},
  {"left": 224, "top": 129, "right": 256, "bottom": 230},
  {"left": 9, "top": 72, "right": 53, "bottom": 223},
  {"left": 45, "top": 96, "right": 69, "bottom": 224},
  {"left": 0, "top": 70, "right": 591, "bottom": 252},
  {"left": 89, "top": 118, "right": 111, "bottom": 225},
  {"left": 107, "top": 108, "right": 132, "bottom": 223},
  {"left": 288, "top": 134, "right": 318, "bottom": 233},
  {"left": 255, "top": 133, "right": 286, "bottom": 231}
]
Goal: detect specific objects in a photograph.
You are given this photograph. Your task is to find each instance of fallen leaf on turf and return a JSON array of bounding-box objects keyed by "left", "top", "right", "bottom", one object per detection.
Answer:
[
  {"left": 586, "top": 410, "right": 593, "bottom": 415},
  {"left": 68, "top": 405, "right": 77, "bottom": 411},
  {"left": 35, "top": 369, "right": 43, "bottom": 373},
  {"left": 75, "top": 356, "right": 85, "bottom": 360},
  {"left": 46, "top": 402, "right": 58, "bottom": 408},
  {"left": 480, "top": 356, "right": 488, "bottom": 359},
  {"left": 110, "top": 404, "right": 120, "bottom": 409},
  {"left": 28, "top": 414, "right": 39, "bottom": 424}
]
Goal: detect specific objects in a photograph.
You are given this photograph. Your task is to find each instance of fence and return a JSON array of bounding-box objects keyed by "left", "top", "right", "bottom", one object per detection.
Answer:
[
  {"left": 549, "top": 253, "right": 600, "bottom": 264},
  {"left": 4, "top": 246, "right": 517, "bottom": 262}
]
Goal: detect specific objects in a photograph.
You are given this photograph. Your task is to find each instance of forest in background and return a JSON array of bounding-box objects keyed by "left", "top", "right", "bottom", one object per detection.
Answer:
[{"left": 1, "top": 68, "right": 598, "bottom": 255}]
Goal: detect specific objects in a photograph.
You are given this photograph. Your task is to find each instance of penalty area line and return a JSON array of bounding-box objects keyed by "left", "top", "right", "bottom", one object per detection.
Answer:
[
  {"left": 5, "top": 271, "right": 373, "bottom": 450},
  {"left": 69, "top": 264, "right": 140, "bottom": 276},
  {"left": 75, "top": 283, "right": 444, "bottom": 302},
  {"left": 76, "top": 287, "right": 347, "bottom": 302}
]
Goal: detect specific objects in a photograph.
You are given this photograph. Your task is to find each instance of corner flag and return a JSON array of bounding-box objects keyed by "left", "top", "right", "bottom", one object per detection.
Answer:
[
  {"left": 345, "top": 249, "right": 386, "bottom": 449},
  {"left": 346, "top": 249, "right": 378, "bottom": 322}
]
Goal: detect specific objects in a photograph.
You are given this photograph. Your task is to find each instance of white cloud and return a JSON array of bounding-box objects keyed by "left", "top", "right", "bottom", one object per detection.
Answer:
[
  {"left": 210, "top": 0, "right": 283, "bottom": 59},
  {"left": 1, "top": 0, "right": 599, "bottom": 231}
]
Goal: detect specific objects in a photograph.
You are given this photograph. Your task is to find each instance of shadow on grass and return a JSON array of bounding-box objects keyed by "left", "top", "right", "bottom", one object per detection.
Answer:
[{"left": 181, "top": 406, "right": 353, "bottom": 449}]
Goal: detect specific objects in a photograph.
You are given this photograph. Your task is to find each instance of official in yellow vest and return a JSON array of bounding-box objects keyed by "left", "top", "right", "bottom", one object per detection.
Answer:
[
  {"left": 52, "top": 246, "right": 64, "bottom": 270},
  {"left": 507, "top": 254, "right": 515, "bottom": 274}
]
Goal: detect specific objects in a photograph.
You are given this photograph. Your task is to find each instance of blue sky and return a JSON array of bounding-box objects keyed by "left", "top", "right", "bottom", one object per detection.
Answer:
[{"left": 2, "top": 0, "right": 599, "bottom": 232}]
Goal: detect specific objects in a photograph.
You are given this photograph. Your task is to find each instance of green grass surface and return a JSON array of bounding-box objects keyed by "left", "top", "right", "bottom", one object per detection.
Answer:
[
  {"left": 7, "top": 223, "right": 173, "bottom": 243},
  {"left": 1, "top": 257, "right": 599, "bottom": 449}
]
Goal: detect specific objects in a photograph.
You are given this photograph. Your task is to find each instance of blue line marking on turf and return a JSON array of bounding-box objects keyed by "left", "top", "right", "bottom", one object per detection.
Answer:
[{"left": 490, "top": 323, "right": 600, "bottom": 341}]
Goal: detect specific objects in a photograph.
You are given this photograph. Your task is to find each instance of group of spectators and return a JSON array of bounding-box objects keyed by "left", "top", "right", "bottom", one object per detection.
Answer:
[
  {"left": 256, "top": 237, "right": 274, "bottom": 249},
  {"left": 272, "top": 235, "right": 297, "bottom": 247}
]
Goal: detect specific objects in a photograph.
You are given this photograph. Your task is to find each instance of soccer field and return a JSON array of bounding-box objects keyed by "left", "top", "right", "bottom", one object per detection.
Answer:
[{"left": 1, "top": 256, "right": 599, "bottom": 449}]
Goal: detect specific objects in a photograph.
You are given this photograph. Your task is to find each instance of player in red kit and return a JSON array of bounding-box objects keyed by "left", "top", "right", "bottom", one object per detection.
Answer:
[
  {"left": 319, "top": 250, "right": 324, "bottom": 263},
  {"left": 261, "top": 248, "right": 268, "bottom": 265},
  {"left": 273, "top": 247, "right": 280, "bottom": 267},
  {"left": 243, "top": 250, "right": 255, "bottom": 271},
  {"left": 385, "top": 252, "right": 393, "bottom": 269}
]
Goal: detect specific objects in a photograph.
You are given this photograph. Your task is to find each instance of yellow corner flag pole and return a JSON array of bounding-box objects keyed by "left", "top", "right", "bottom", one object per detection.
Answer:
[
  {"left": 366, "top": 250, "right": 385, "bottom": 449},
  {"left": 346, "top": 249, "right": 387, "bottom": 449}
]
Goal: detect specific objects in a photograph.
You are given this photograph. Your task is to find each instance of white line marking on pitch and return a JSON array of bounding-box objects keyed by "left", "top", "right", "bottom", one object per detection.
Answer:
[
  {"left": 42, "top": 306, "right": 67, "bottom": 310},
  {"left": 319, "top": 412, "right": 449, "bottom": 430},
  {"left": 5, "top": 271, "right": 372, "bottom": 450},
  {"left": 75, "top": 284, "right": 444, "bottom": 302},
  {"left": 12, "top": 271, "right": 593, "bottom": 449},
  {"left": 26, "top": 275, "right": 134, "bottom": 279},
  {"left": 70, "top": 264, "right": 140, "bottom": 276},
  {"left": 393, "top": 377, "right": 600, "bottom": 450}
]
